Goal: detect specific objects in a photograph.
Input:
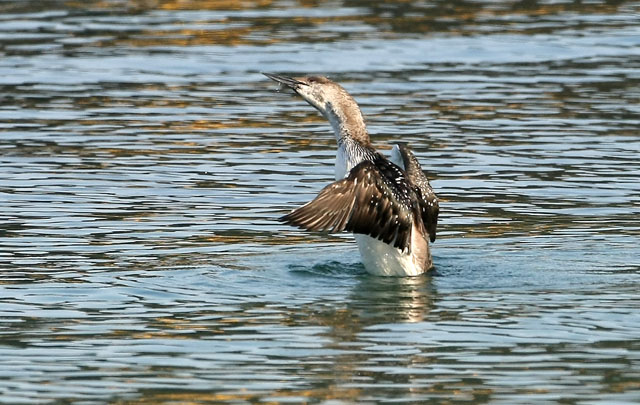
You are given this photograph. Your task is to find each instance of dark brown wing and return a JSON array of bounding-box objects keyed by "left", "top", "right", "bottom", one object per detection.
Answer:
[
  {"left": 414, "top": 185, "right": 439, "bottom": 243},
  {"left": 396, "top": 144, "right": 439, "bottom": 242},
  {"left": 280, "top": 157, "right": 418, "bottom": 252}
]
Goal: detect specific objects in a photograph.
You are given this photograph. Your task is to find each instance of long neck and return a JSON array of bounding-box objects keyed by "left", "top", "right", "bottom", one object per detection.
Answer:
[{"left": 324, "top": 99, "right": 371, "bottom": 147}]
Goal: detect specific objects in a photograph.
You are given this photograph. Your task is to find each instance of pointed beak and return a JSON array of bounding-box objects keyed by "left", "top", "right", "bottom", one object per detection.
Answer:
[{"left": 262, "top": 73, "right": 306, "bottom": 90}]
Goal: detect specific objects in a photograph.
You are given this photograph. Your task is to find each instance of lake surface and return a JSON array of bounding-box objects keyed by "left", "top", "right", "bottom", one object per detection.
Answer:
[{"left": 1, "top": 0, "right": 640, "bottom": 403}]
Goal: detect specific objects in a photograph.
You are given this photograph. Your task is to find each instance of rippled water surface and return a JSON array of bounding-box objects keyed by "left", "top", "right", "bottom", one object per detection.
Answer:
[{"left": 1, "top": 0, "right": 640, "bottom": 403}]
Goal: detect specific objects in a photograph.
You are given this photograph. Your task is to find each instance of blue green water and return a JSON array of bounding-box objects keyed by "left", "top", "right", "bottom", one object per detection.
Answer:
[{"left": 1, "top": 0, "right": 639, "bottom": 403}]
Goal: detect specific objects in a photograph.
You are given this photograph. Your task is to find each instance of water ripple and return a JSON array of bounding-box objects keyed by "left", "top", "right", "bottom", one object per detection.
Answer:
[{"left": 1, "top": 0, "right": 639, "bottom": 403}]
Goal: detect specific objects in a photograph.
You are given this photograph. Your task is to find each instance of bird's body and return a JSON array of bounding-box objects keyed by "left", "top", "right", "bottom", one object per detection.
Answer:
[{"left": 264, "top": 73, "right": 439, "bottom": 276}]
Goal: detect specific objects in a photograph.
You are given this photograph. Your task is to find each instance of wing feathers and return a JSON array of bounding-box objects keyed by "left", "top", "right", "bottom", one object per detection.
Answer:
[
  {"left": 396, "top": 144, "right": 439, "bottom": 243},
  {"left": 280, "top": 158, "right": 418, "bottom": 252}
]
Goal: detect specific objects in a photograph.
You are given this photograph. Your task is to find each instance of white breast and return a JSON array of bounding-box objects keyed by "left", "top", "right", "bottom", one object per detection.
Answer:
[{"left": 354, "top": 222, "right": 431, "bottom": 276}]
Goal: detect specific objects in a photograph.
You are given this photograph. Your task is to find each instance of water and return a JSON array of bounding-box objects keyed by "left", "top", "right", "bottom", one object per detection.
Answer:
[{"left": 1, "top": 0, "right": 639, "bottom": 403}]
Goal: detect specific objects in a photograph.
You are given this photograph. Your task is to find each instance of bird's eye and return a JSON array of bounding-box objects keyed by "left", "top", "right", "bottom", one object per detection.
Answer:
[{"left": 308, "top": 76, "right": 319, "bottom": 83}]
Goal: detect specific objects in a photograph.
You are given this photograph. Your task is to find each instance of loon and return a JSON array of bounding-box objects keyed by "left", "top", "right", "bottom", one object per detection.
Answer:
[{"left": 264, "top": 73, "right": 439, "bottom": 276}]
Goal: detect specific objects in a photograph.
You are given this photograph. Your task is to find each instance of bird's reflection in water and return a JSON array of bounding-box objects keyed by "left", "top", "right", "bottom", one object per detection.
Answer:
[
  {"left": 351, "top": 270, "right": 438, "bottom": 325},
  {"left": 289, "top": 260, "right": 438, "bottom": 340},
  {"left": 288, "top": 259, "right": 439, "bottom": 394}
]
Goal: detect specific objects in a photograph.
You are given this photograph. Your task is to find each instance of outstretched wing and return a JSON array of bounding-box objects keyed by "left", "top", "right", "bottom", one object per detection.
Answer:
[{"left": 280, "top": 158, "right": 418, "bottom": 252}]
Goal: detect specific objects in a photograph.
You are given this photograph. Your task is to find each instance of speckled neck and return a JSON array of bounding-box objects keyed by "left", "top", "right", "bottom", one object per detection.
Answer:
[{"left": 324, "top": 95, "right": 371, "bottom": 148}]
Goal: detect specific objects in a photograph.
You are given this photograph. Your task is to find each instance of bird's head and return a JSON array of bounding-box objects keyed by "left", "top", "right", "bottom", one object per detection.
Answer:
[
  {"left": 264, "top": 73, "right": 356, "bottom": 119},
  {"left": 263, "top": 73, "right": 370, "bottom": 145}
]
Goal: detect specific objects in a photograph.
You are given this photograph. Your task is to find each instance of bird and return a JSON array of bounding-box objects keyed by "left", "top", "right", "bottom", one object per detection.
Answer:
[{"left": 264, "top": 73, "right": 439, "bottom": 276}]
